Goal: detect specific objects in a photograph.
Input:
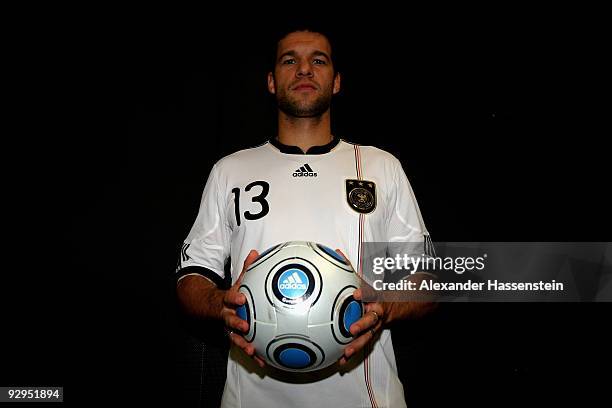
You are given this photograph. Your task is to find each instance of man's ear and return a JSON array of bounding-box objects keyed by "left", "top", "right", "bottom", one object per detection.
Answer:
[
  {"left": 267, "top": 72, "right": 276, "bottom": 94},
  {"left": 333, "top": 72, "right": 341, "bottom": 95}
]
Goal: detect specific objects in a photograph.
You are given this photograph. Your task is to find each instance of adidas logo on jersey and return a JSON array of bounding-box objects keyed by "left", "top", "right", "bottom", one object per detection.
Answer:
[
  {"left": 279, "top": 271, "right": 308, "bottom": 290},
  {"left": 293, "top": 163, "right": 317, "bottom": 177}
]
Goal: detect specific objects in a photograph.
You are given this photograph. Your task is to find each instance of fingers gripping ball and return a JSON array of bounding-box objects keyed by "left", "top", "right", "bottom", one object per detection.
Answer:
[{"left": 238, "top": 241, "right": 362, "bottom": 372}]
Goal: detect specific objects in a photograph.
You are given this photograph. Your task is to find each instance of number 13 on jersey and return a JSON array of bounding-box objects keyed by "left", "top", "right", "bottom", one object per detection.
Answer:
[{"left": 231, "top": 181, "right": 270, "bottom": 226}]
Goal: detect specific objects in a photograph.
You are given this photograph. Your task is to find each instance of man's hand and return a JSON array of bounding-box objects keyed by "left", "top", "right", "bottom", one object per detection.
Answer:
[
  {"left": 334, "top": 249, "right": 437, "bottom": 366},
  {"left": 221, "top": 249, "right": 266, "bottom": 368},
  {"left": 331, "top": 249, "right": 384, "bottom": 366},
  {"left": 339, "top": 287, "right": 386, "bottom": 366}
]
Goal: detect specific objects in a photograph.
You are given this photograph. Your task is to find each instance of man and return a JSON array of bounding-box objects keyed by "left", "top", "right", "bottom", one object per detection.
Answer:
[{"left": 176, "top": 28, "right": 435, "bottom": 407}]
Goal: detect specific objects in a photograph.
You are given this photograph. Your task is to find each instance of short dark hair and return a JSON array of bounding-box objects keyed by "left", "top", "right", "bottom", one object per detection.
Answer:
[{"left": 268, "top": 23, "right": 342, "bottom": 75}]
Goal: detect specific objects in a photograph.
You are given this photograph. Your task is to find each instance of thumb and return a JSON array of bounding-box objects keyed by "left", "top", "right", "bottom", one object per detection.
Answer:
[{"left": 236, "top": 249, "right": 260, "bottom": 284}]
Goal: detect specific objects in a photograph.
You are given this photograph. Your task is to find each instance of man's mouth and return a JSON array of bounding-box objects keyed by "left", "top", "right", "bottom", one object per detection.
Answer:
[{"left": 293, "top": 83, "right": 317, "bottom": 91}]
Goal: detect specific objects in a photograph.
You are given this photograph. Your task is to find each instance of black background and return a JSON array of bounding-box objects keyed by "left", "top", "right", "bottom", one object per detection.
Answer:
[{"left": 3, "top": 5, "right": 610, "bottom": 407}]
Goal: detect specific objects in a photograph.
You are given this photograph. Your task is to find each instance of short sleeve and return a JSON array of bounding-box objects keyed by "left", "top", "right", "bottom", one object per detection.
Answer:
[
  {"left": 385, "top": 159, "right": 437, "bottom": 279},
  {"left": 386, "top": 158, "right": 429, "bottom": 243},
  {"left": 176, "top": 163, "right": 231, "bottom": 285}
]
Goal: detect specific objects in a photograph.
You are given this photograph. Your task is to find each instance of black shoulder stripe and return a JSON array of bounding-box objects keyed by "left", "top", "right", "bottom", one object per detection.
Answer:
[
  {"left": 181, "top": 243, "right": 190, "bottom": 262},
  {"left": 176, "top": 265, "right": 224, "bottom": 287}
]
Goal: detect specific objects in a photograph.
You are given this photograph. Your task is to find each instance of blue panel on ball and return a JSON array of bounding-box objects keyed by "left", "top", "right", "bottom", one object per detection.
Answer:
[
  {"left": 318, "top": 244, "right": 349, "bottom": 265},
  {"left": 236, "top": 304, "right": 248, "bottom": 322},
  {"left": 343, "top": 301, "right": 362, "bottom": 333},
  {"left": 278, "top": 348, "right": 312, "bottom": 369}
]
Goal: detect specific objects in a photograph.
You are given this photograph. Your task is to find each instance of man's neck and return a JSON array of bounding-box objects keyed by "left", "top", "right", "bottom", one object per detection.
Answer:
[{"left": 277, "top": 110, "right": 333, "bottom": 153}]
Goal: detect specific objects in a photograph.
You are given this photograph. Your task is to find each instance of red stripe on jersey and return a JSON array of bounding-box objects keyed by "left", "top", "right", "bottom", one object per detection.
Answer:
[
  {"left": 364, "top": 345, "right": 378, "bottom": 408},
  {"left": 356, "top": 146, "right": 360, "bottom": 180},
  {"left": 353, "top": 145, "right": 359, "bottom": 180},
  {"left": 355, "top": 145, "right": 378, "bottom": 408}
]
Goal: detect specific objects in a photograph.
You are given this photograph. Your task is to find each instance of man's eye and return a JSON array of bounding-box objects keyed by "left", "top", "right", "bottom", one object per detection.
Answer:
[
  {"left": 282, "top": 59, "right": 296, "bottom": 65},
  {"left": 313, "top": 59, "right": 327, "bottom": 65}
]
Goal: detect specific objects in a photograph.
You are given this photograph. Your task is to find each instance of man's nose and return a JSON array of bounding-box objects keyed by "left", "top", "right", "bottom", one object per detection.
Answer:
[{"left": 296, "top": 60, "right": 313, "bottom": 77}]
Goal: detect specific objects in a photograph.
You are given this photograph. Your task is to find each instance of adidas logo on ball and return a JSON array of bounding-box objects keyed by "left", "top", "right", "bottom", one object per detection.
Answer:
[{"left": 278, "top": 269, "right": 309, "bottom": 298}]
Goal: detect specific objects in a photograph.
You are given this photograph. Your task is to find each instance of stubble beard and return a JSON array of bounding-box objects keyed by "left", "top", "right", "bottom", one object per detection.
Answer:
[{"left": 277, "top": 88, "right": 333, "bottom": 118}]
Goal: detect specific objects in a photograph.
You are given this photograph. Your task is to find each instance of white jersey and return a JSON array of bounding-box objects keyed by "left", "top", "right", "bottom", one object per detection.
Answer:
[{"left": 177, "top": 138, "right": 429, "bottom": 408}]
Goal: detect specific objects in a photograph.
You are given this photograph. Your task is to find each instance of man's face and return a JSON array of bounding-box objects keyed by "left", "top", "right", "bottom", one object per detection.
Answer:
[{"left": 268, "top": 31, "right": 341, "bottom": 118}]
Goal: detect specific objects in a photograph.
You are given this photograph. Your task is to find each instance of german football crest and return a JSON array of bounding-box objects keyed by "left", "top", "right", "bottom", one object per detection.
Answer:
[{"left": 345, "top": 179, "right": 377, "bottom": 214}]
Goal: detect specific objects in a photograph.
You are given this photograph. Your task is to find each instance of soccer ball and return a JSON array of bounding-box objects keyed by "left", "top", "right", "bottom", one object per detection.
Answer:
[{"left": 236, "top": 241, "right": 363, "bottom": 372}]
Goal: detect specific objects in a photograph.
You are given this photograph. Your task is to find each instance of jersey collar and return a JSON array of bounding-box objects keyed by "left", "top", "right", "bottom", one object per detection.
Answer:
[{"left": 269, "top": 136, "right": 340, "bottom": 155}]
